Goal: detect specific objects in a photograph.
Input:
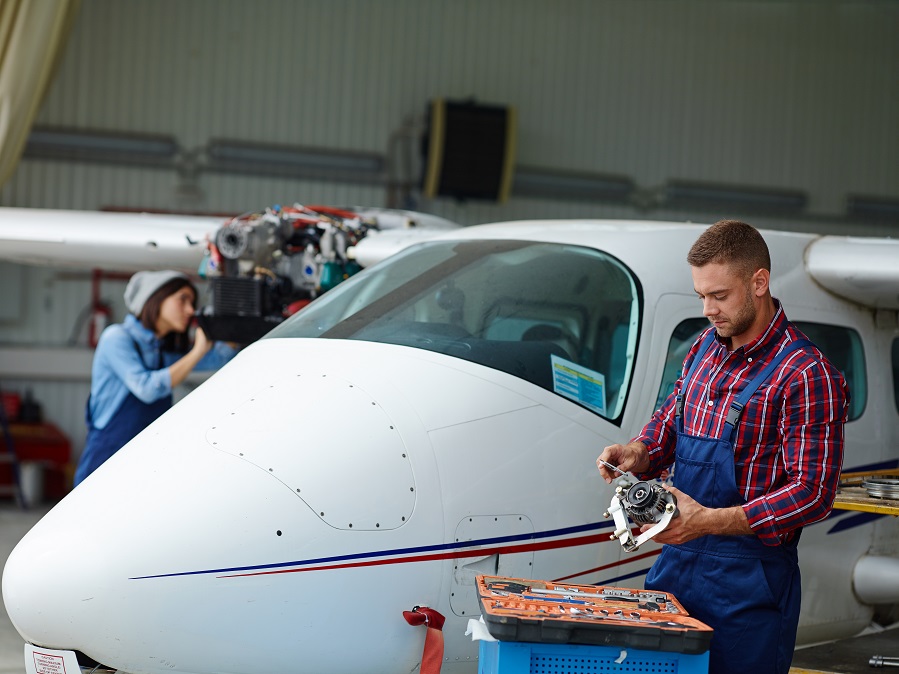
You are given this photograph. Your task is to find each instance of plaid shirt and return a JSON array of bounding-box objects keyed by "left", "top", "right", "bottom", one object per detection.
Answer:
[{"left": 635, "top": 300, "right": 849, "bottom": 546}]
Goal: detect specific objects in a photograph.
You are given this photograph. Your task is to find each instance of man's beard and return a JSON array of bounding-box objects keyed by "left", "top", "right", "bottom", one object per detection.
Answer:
[{"left": 713, "top": 286, "right": 756, "bottom": 339}]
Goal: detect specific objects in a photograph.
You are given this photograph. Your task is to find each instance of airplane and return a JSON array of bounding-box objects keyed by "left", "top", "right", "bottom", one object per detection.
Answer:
[{"left": 1, "top": 206, "right": 898, "bottom": 674}]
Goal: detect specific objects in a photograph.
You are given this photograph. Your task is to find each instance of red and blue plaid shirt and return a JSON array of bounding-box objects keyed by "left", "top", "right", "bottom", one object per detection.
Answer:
[{"left": 635, "top": 300, "right": 849, "bottom": 546}]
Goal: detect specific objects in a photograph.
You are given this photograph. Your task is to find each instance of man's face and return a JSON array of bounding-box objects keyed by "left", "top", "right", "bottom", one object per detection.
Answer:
[{"left": 691, "top": 262, "right": 760, "bottom": 347}]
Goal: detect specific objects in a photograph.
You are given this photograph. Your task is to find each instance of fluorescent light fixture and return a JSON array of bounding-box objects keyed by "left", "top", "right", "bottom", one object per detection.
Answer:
[
  {"left": 24, "top": 126, "right": 178, "bottom": 165},
  {"left": 512, "top": 166, "right": 634, "bottom": 202},
  {"left": 207, "top": 139, "right": 385, "bottom": 184},
  {"left": 664, "top": 179, "right": 807, "bottom": 213},
  {"left": 846, "top": 194, "right": 899, "bottom": 220}
]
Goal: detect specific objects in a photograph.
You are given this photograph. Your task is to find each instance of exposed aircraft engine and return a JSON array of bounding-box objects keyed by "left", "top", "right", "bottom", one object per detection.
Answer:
[
  {"left": 604, "top": 480, "right": 678, "bottom": 552},
  {"left": 197, "top": 204, "right": 390, "bottom": 343}
]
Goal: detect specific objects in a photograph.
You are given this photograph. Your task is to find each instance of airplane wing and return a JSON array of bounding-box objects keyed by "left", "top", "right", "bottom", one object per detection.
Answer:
[
  {"left": 0, "top": 207, "right": 223, "bottom": 273},
  {"left": 0, "top": 205, "right": 461, "bottom": 273},
  {"left": 806, "top": 236, "right": 899, "bottom": 310}
]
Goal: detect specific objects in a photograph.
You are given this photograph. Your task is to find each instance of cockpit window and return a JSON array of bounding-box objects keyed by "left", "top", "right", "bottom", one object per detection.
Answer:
[{"left": 266, "top": 240, "right": 642, "bottom": 421}]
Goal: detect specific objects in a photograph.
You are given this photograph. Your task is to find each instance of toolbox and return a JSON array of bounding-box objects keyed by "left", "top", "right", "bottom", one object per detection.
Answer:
[
  {"left": 478, "top": 639, "right": 709, "bottom": 674},
  {"left": 475, "top": 575, "right": 712, "bottom": 674}
]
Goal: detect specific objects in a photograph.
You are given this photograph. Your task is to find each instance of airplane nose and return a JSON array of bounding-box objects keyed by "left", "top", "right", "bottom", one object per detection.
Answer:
[
  {"left": 0, "top": 340, "right": 463, "bottom": 672},
  {"left": 1, "top": 339, "right": 548, "bottom": 672},
  {"left": 2, "top": 392, "right": 424, "bottom": 671},
  {"left": 2, "top": 494, "right": 101, "bottom": 648}
]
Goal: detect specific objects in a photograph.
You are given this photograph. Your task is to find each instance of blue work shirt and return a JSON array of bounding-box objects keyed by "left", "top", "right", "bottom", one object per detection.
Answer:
[{"left": 88, "top": 314, "right": 237, "bottom": 430}]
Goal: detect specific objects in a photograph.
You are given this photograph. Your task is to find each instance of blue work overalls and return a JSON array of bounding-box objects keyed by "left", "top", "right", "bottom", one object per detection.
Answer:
[
  {"left": 74, "top": 338, "right": 171, "bottom": 486},
  {"left": 645, "top": 333, "right": 811, "bottom": 674}
]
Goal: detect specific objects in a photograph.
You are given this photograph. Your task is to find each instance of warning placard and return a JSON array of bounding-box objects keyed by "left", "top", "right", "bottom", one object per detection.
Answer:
[{"left": 24, "top": 645, "right": 80, "bottom": 674}]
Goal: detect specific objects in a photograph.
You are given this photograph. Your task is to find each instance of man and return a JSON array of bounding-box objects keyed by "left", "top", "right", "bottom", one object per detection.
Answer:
[{"left": 597, "top": 220, "right": 848, "bottom": 674}]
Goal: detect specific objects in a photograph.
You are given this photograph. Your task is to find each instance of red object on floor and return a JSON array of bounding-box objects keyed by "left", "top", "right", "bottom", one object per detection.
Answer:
[
  {"left": 0, "top": 422, "right": 73, "bottom": 501},
  {"left": 1, "top": 391, "right": 21, "bottom": 421}
]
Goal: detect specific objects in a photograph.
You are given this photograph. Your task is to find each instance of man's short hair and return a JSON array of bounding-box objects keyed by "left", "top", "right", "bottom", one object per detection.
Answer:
[{"left": 687, "top": 220, "right": 771, "bottom": 278}]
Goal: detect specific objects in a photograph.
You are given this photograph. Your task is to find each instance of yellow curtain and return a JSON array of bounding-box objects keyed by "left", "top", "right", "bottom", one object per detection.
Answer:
[{"left": 0, "top": 0, "right": 81, "bottom": 187}]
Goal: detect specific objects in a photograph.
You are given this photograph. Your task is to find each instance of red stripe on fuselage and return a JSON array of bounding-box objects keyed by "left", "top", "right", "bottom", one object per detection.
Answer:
[{"left": 221, "top": 531, "right": 623, "bottom": 578}]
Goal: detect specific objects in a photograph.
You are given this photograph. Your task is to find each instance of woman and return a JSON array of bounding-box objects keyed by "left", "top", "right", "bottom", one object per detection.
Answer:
[{"left": 74, "top": 270, "right": 238, "bottom": 486}]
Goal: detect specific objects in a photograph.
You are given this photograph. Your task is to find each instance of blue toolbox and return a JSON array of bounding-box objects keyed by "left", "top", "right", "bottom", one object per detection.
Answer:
[{"left": 475, "top": 575, "right": 711, "bottom": 674}]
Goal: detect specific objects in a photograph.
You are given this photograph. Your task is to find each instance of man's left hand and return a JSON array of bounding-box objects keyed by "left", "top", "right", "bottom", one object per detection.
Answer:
[
  {"left": 640, "top": 484, "right": 752, "bottom": 544},
  {"left": 639, "top": 485, "right": 708, "bottom": 545}
]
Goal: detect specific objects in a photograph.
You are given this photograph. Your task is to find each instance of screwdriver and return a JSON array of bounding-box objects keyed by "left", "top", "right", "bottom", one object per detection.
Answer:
[{"left": 598, "top": 458, "right": 630, "bottom": 477}]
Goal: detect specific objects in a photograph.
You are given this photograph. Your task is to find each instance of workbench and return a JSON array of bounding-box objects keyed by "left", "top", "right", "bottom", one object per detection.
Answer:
[{"left": 832, "top": 470, "right": 899, "bottom": 517}]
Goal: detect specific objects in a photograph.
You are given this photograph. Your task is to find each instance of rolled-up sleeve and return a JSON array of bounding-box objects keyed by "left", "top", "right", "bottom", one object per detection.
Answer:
[
  {"left": 742, "top": 360, "right": 848, "bottom": 545},
  {"left": 633, "top": 394, "right": 679, "bottom": 480},
  {"left": 102, "top": 330, "right": 172, "bottom": 404}
]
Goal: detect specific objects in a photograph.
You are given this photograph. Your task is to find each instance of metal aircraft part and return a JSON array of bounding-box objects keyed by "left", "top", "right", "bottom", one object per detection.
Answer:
[
  {"left": 196, "top": 204, "right": 460, "bottom": 342},
  {"left": 604, "top": 482, "right": 678, "bottom": 552}
]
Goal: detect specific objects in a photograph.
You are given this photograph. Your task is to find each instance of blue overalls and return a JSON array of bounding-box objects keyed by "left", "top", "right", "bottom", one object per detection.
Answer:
[
  {"left": 645, "top": 332, "right": 811, "bottom": 674},
  {"left": 74, "top": 338, "right": 171, "bottom": 486}
]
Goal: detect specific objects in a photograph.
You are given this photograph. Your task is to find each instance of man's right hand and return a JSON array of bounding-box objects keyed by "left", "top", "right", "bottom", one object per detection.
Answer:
[{"left": 596, "top": 442, "right": 650, "bottom": 483}]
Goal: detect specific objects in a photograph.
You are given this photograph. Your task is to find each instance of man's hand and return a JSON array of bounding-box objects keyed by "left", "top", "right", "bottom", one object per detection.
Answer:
[
  {"left": 596, "top": 442, "right": 650, "bottom": 483},
  {"left": 643, "top": 485, "right": 753, "bottom": 544}
]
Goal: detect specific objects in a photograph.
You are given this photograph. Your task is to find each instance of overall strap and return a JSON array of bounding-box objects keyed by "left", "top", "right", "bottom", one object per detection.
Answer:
[
  {"left": 724, "top": 339, "right": 813, "bottom": 442},
  {"left": 675, "top": 329, "right": 718, "bottom": 423}
]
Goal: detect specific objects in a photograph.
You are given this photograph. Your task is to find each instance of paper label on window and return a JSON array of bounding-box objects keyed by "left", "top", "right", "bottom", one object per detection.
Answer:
[{"left": 551, "top": 355, "right": 606, "bottom": 415}]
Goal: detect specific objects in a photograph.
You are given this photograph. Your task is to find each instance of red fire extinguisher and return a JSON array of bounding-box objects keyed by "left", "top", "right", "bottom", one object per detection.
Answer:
[
  {"left": 88, "top": 269, "right": 112, "bottom": 348},
  {"left": 88, "top": 301, "right": 112, "bottom": 348}
]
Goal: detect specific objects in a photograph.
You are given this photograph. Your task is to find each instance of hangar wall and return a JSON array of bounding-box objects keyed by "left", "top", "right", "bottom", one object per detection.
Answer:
[
  {"left": 2, "top": 0, "right": 897, "bottom": 227},
  {"left": 0, "top": 0, "right": 897, "bottom": 469}
]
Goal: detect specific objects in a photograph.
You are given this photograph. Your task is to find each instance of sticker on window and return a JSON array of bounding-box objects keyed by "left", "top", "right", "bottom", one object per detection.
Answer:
[{"left": 551, "top": 355, "right": 606, "bottom": 415}]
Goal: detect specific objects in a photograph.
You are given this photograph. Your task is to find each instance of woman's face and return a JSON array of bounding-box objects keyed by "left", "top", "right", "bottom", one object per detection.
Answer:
[{"left": 155, "top": 286, "right": 197, "bottom": 336}]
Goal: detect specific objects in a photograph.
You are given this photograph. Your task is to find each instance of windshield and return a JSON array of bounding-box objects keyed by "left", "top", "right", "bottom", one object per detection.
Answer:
[{"left": 266, "top": 239, "right": 642, "bottom": 420}]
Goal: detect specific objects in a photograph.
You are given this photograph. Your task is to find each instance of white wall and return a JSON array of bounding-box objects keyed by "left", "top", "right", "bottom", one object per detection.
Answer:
[{"left": 1, "top": 0, "right": 897, "bottom": 467}]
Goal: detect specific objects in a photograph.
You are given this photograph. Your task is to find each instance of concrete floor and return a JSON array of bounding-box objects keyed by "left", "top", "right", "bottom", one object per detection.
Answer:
[{"left": 0, "top": 504, "right": 51, "bottom": 674}]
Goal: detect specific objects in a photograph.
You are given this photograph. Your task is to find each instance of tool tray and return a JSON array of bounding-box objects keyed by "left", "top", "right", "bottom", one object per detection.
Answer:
[
  {"left": 835, "top": 470, "right": 899, "bottom": 515},
  {"left": 476, "top": 575, "right": 713, "bottom": 655}
]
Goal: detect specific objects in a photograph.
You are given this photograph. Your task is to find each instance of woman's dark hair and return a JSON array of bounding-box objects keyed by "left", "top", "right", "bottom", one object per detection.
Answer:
[{"left": 139, "top": 277, "right": 197, "bottom": 332}]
